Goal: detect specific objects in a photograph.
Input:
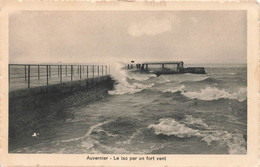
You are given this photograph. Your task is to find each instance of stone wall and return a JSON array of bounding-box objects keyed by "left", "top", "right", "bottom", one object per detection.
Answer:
[{"left": 8, "top": 76, "right": 115, "bottom": 151}]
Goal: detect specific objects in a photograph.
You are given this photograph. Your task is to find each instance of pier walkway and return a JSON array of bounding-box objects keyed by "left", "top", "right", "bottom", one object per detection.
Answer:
[{"left": 9, "top": 64, "right": 111, "bottom": 92}]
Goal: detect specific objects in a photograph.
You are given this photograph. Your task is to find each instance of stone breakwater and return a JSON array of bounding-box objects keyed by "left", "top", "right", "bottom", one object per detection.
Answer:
[{"left": 9, "top": 76, "right": 115, "bottom": 151}]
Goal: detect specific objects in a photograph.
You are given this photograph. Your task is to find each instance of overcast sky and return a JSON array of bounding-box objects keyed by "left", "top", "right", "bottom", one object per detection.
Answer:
[{"left": 9, "top": 11, "right": 246, "bottom": 64}]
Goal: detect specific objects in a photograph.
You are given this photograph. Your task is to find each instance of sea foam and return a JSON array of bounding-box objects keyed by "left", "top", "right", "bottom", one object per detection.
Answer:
[
  {"left": 149, "top": 116, "right": 246, "bottom": 154},
  {"left": 128, "top": 73, "right": 156, "bottom": 81},
  {"left": 109, "top": 82, "right": 154, "bottom": 95},
  {"left": 181, "top": 87, "right": 246, "bottom": 102},
  {"left": 163, "top": 85, "right": 185, "bottom": 93},
  {"left": 183, "top": 115, "right": 209, "bottom": 128},
  {"left": 148, "top": 118, "right": 201, "bottom": 138},
  {"left": 201, "top": 131, "right": 246, "bottom": 154}
]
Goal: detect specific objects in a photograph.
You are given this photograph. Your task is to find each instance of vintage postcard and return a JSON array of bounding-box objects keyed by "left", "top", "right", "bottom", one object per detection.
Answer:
[{"left": 0, "top": 0, "right": 259, "bottom": 166}]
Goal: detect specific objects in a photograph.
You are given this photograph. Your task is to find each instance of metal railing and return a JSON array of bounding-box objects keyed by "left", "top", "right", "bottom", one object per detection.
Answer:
[{"left": 9, "top": 64, "right": 110, "bottom": 91}]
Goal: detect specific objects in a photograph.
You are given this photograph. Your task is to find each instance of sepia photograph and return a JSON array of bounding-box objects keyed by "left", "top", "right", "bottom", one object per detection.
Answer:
[{"left": 8, "top": 10, "right": 248, "bottom": 155}]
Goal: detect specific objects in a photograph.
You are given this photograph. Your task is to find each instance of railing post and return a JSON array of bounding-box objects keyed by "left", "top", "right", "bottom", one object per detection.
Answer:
[
  {"left": 83, "top": 66, "right": 84, "bottom": 75},
  {"left": 28, "top": 65, "right": 30, "bottom": 88},
  {"left": 87, "top": 65, "right": 88, "bottom": 78},
  {"left": 109, "top": 66, "right": 110, "bottom": 74},
  {"left": 38, "top": 65, "right": 40, "bottom": 80},
  {"left": 25, "top": 65, "right": 27, "bottom": 81},
  {"left": 49, "top": 66, "right": 51, "bottom": 78},
  {"left": 66, "top": 65, "right": 67, "bottom": 76},
  {"left": 106, "top": 66, "right": 107, "bottom": 75},
  {"left": 60, "top": 65, "right": 62, "bottom": 83},
  {"left": 78, "top": 65, "right": 79, "bottom": 75},
  {"left": 93, "top": 65, "right": 95, "bottom": 78},
  {"left": 46, "top": 65, "right": 49, "bottom": 85},
  {"left": 71, "top": 65, "right": 73, "bottom": 82},
  {"left": 102, "top": 66, "right": 103, "bottom": 76},
  {"left": 98, "top": 66, "right": 99, "bottom": 77},
  {"left": 58, "top": 65, "right": 59, "bottom": 77},
  {"left": 80, "top": 65, "right": 82, "bottom": 80}
]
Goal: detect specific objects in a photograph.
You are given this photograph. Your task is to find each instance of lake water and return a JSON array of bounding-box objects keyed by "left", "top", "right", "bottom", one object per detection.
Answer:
[{"left": 11, "top": 64, "right": 247, "bottom": 154}]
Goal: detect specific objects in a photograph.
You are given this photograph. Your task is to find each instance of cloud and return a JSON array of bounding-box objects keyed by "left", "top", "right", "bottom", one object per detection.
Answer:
[{"left": 127, "top": 17, "right": 172, "bottom": 37}]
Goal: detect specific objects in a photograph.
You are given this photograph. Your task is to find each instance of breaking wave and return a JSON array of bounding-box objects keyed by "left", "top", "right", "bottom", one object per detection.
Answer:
[
  {"left": 109, "top": 64, "right": 247, "bottom": 103},
  {"left": 182, "top": 115, "right": 209, "bottom": 129},
  {"left": 109, "top": 82, "right": 154, "bottom": 95},
  {"left": 128, "top": 73, "right": 156, "bottom": 81},
  {"left": 201, "top": 131, "right": 246, "bottom": 154},
  {"left": 60, "top": 120, "right": 112, "bottom": 143},
  {"left": 148, "top": 117, "right": 201, "bottom": 138},
  {"left": 149, "top": 116, "right": 246, "bottom": 154},
  {"left": 108, "top": 63, "right": 155, "bottom": 95},
  {"left": 181, "top": 87, "right": 246, "bottom": 102},
  {"left": 163, "top": 85, "right": 185, "bottom": 93}
]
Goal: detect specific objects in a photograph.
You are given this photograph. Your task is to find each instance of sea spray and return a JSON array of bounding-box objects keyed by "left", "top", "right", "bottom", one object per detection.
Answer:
[{"left": 109, "top": 62, "right": 154, "bottom": 95}]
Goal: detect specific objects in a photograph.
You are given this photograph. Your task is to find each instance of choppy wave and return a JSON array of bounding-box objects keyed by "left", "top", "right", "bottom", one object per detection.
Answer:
[
  {"left": 128, "top": 73, "right": 156, "bottom": 81},
  {"left": 110, "top": 65, "right": 247, "bottom": 102},
  {"left": 181, "top": 74, "right": 210, "bottom": 82},
  {"left": 184, "top": 76, "right": 211, "bottom": 83},
  {"left": 201, "top": 131, "right": 246, "bottom": 154},
  {"left": 80, "top": 134, "right": 129, "bottom": 154},
  {"left": 182, "top": 115, "right": 209, "bottom": 129},
  {"left": 60, "top": 120, "right": 112, "bottom": 143},
  {"left": 149, "top": 116, "right": 246, "bottom": 154},
  {"left": 181, "top": 77, "right": 218, "bottom": 85},
  {"left": 148, "top": 118, "right": 201, "bottom": 138},
  {"left": 157, "top": 74, "right": 210, "bottom": 85},
  {"left": 109, "top": 82, "right": 154, "bottom": 95},
  {"left": 163, "top": 85, "right": 185, "bottom": 93},
  {"left": 181, "top": 87, "right": 246, "bottom": 102}
]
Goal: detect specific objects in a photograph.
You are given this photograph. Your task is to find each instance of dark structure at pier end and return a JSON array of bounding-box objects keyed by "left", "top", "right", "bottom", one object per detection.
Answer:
[{"left": 127, "top": 61, "right": 206, "bottom": 76}]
